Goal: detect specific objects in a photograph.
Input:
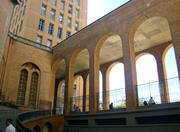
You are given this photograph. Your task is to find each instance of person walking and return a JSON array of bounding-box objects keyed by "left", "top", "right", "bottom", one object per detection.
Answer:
[{"left": 5, "top": 118, "right": 16, "bottom": 132}]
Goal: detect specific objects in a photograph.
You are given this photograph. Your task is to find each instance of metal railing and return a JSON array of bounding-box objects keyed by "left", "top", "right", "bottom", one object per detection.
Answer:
[
  {"left": 16, "top": 109, "right": 63, "bottom": 132},
  {"left": 137, "top": 77, "right": 180, "bottom": 106}
]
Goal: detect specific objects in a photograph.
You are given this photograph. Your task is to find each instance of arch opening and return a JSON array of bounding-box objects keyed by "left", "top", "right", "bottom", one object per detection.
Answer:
[
  {"left": 164, "top": 46, "right": 180, "bottom": 102},
  {"left": 109, "top": 63, "right": 126, "bottom": 108},
  {"left": 136, "top": 54, "right": 160, "bottom": 105}
]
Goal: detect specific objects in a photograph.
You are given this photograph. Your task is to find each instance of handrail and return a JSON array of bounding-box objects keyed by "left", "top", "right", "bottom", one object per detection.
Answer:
[{"left": 16, "top": 109, "right": 62, "bottom": 132}]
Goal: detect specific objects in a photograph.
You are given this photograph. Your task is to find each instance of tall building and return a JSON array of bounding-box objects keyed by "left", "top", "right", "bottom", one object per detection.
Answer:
[{"left": 9, "top": 0, "right": 87, "bottom": 47}]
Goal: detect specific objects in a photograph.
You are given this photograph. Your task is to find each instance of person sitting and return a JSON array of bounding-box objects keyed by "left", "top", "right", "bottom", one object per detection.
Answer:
[
  {"left": 109, "top": 102, "right": 113, "bottom": 110},
  {"left": 148, "top": 97, "right": 155, "bottom": 105},
  {"left": 143, "top": 100, "right": 148, "bottom": 106}
]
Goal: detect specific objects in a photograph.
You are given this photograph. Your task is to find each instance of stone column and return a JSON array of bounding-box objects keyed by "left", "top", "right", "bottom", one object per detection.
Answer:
[
  {"left": 156, "top": 56, "right": 170, "bottom": 103},
  {"left": 89, "top": 48, "right": 99, "bottom": 113},
  {"left": 169, "top": 21, "right": 180, "bottom": 77},
  {"left": 101, "top": 67, "right": 109, "bottom": 110},
  {"left": 64, "top": 57, "right": 74, "bottom": 114},
  {"left": 122, "top": 38, "right": 137, "bottom": 110},
  {"left": 80, "top": 72, "right": 88, "bottom": 112}
]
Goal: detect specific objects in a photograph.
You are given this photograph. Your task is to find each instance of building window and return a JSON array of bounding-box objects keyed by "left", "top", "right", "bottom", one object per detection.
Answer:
[
  {"left": 20, "top": 20, "right": 23, "bottom": 32},
  {"left": 68, "top": 5, "right": 72, "bottom": 14},
  {"left": 50, "top": 9, "right": 56, "bottom": 20},
  {"left": 75, "top": 9, "right": 79, "bottom": 18},
  {"left": 66, "top": 31, "right": 71, "bottom": 38},
  {"left": 60, "top": 1, "right": 65, "bottom": 10},
  {"left": 36, "top": 35, "right": 42, "bottom": 43},
  {"left": 47, "top": 39, "right": 52, "bottom": 47},
  {"left": 40, "top": 5, "right": 46, "bottom": 16},
  {"left": 73, "top": 84, "right": 77, "bottom": 97},
  {"left": 57, "top": 28, "right": 62, "bottom": 38},
  {"left": 17, "top": 69, "right": 28, "bottom": 105},
  {"left": 38, "top": 19, "right": 44, "bottom": 31},
  {"left": 59, "top": 14, "right": 63, "bottom": 24},
  {"left": 29, "top": 72, "right": 39, "bottom": 107},
  {"left": 76, "top": 0, "right": 80, "bottom": 6},
  {"left": 52, "top": 0, "right": 57, "bottom": 6},
  {"left": 48, "top": 23, "right": 54, "bottom": 35},
  {"left": 67, "top": 17, "right": 71, "bottom": 27},
  {"left": 75, "top": 21, "right": 79, "bottom": 31}
]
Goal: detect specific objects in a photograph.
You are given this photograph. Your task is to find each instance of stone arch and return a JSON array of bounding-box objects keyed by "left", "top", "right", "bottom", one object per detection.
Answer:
[
  {"left": 65, "top": 48, "right": 89, "bottom": 113},
  {"left": 130, "top": 16, "right": 172, "bottom": 53}
]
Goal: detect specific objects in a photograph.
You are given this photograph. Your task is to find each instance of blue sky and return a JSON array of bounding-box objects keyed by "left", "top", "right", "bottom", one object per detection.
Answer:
[{"left": 88, "top": 0, "right": 130, "bottom": 24}]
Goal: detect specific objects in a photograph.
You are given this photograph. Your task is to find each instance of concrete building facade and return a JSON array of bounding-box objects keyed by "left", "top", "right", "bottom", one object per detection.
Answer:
[
  {"left": 9, "top": 0, "right": 87, "bottom": 47},
  {"left": 1, "top": 0, "right": 180, "bottom": 115}
]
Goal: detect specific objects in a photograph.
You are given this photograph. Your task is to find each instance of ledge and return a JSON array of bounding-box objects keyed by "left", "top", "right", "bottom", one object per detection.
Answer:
[{"left": 8, "top": 32, "right": 53, "bottom": 53}]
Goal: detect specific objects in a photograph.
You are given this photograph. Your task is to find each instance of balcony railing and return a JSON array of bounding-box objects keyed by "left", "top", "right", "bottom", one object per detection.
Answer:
[
  {"left": 137, "top": 77, "right": 180, "bottom": 106},
  {"left": 67, "top": 77, "right": 180, "bottom": 113}
]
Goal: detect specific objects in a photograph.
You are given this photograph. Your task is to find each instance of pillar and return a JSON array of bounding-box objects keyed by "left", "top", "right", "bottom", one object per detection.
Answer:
[
  {"left": 80, "top": 72, "right": 88, "bottom": 112},
  {"left": 89, "top": 48, "right": 99, "bottom": 113},
  {"left": 156, "top": 56, "right": 170, "bottom": 103},
  {"left": 101, "top": 67, "right": 109, "bottom": 110},
  {"left": 122, "top": 38, "right": 137, "bottom": 110},
  {"left": 169, "top": 21, "right": 180, "bottom": 77},
  {"left": 64, "top": 57, "right": 74, "bottom": 114}
]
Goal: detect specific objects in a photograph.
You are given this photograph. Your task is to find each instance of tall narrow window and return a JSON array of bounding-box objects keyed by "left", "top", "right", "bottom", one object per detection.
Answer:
[
  {"left": 50, "top": 9, "right": 56, "bottom": 20},
  {"left": 47, "top": 39, "right": 52, "bottom": 47},
  {"left": 40, "top": 5, "right": 46, "bottom": 16},
  {"left": 57, "top": 28, "right": 62, "bottom": 38},
  {"left": 68, "top": 5, "right": 72, "bottom": 14},
  {"left": 75, "top": 9, "right": 79, "bottom": 18},
  {"left": 66, "top": 31, "right": 71, "bottom": 38},
  {"left": 76, "top": 0, "right": 80, "bottom": 6},
  {"left": 75, "top": 21, "right": 79, "bottom": 31},
  {"left": 67, "top": 17, "right": 71, "bottom": 27},
  {"left": 29, "top": 72, "right": 39, "bottom": 107},
  {"left": 38, "top": 19, "right": 44, "bottom": 31},
  {"left": 48, "top": 23, "right": 54, "bottom": 35},
  {"left": 36, "top": 35, "right": 42, "bottom": 43},
  {"left": 52, "top": 0, "right": 57, "bottom": 6},
  {"left": 60, "top": 1, "right": 65, "bottom": 10},
  {"left": 20, "top": 20, "right": 23, "bottom": 32},
  {"left": 59, "top": 14, "right": 64, "bottom": 24},
  {"left": 17, "top": 69, "right": 28, "bottom": 105}
]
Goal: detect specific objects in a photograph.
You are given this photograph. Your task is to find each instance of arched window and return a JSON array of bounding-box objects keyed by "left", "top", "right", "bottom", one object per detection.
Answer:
[
  {"left": 17, "top": 69, "right": 28, "bottom": 105},
  {"left": 29, "top": 72, "right": 39, "bottom": 107}
]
